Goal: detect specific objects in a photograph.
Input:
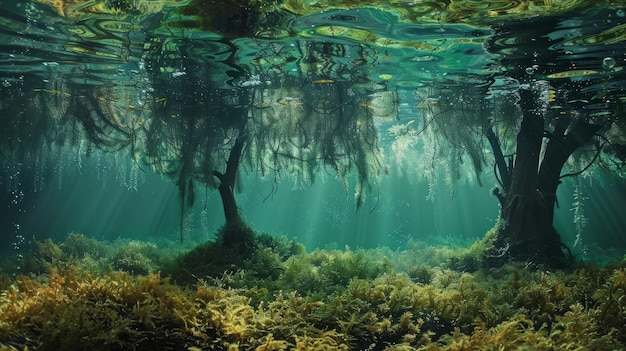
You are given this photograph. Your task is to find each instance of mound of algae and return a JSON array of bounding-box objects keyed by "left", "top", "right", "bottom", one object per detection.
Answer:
[{"left": 0, "top": 233, "right": 625, "bottom": 350}]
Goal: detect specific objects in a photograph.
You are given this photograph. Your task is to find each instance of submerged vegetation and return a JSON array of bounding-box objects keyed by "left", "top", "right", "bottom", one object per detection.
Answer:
[
  {"left": 1, "top": 0, "right": 626, "bottom": 349},
  {"left": 1, "top": 232, "right": 625, "bottom": 350}
]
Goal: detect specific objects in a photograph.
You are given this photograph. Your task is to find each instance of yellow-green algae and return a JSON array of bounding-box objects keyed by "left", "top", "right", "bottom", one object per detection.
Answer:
[
  {"left": 0, "top": 232, "right": 625, "bottom": 350},
  {"left": 36, "top": 0, "right": 621, "bottom": 27}
]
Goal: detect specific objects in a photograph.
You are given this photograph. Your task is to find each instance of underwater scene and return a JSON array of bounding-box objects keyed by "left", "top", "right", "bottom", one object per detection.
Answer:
[{"left": 2, "top": 0, "right": 626, "bottom": 350}]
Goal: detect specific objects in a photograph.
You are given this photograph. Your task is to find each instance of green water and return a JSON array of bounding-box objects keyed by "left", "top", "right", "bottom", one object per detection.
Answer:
[
  {"left": 1, "top": 0, "right": 626, "bottom": 260},
  {"left": 4, "top": 2, "right": 626, "bottom": 350}
]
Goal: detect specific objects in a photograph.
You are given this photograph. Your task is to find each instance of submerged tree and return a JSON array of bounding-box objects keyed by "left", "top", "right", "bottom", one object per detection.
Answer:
[
  {"left": 411, "top": 78, "right": 625, "bottom": 268},
  {"left": 486, "top": 83, "right": 603, "bottom": 267},
  {"left": 0, "top": 60, "right": 386, "bottom": 248},
  {"left": 0, "top": 3, "right": 388, "bottom": 248},
  {"left": 390, "top": 10, "right": 626, "bottom": 268},
  {"left": 134, "top": 37, "right": 387, "bottom": 244},
  {"left": 481, "top": 15, "right": 626, "bottom": 267}
]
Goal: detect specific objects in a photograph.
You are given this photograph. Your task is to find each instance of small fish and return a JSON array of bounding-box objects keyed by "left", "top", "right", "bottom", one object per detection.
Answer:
[
  {"left": 127, "top": 105, "right": 152, "bottom": 112},
  {"left": 547, "top": 70, "right": 598, "bottom": 79},
  {"left": 589, "top": 111, "right": 611, "bottom": 117},
  {"left": 425, "top": 98, "right": 449, "bottom": 107},
  {"left": 313, "top": 79, "right": 334, "bottom": 84},
  {"left": 359, "top": 103, "right": 377, "bottom": 110},
  {"left": 32, "top": 88, "right": 71, "bottom": 96},
  {"left": 548, "top": 89, "right": 557, "bottom": 102},
  {"left": 277, "top": 97, "right": 302, "bottom": 106}
]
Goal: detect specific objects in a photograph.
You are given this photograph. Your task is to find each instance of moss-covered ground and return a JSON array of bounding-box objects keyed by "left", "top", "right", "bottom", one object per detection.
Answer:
[{"left": 0, "top": 230, "right": 625, "bottom": 351}]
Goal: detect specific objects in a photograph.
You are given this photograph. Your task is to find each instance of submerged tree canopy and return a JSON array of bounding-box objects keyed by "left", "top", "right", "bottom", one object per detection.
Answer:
[
  {"left": 391, "top": 15, "right": 626, "bottom": 267},
  {"left": 1, "top": 0, "right": 626, "bottom": 264},
  {"left": 0, "top": 45, "right": 388, "bottom": 243}
]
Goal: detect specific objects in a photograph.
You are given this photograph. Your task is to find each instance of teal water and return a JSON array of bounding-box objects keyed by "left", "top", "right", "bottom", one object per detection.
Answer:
[
  {"left": 4, "top": 2, "right": 626, "bottom": 350},
  {"left": 5, "top": 149, "right": 626, "bottom": 255},
  {"left": 1, "top": 0, "right": 626, "bottom": 261}
]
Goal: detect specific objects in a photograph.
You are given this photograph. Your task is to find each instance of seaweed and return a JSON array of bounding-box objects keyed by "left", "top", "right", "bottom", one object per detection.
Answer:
[
  {"left": 111, "top": 246, "right": 157, "bottom": 275},
  {"left": 60, "top": 232, "right": 111, "bottom": 260},
  {"left": 1, "top": 234, "right": 625, "bottom": 350},
  {"left": 22, "top": 238, "right": 63, "bottom": 274},
  {"left": 0, "top": 268, "right": 192, "bottom": 351}
]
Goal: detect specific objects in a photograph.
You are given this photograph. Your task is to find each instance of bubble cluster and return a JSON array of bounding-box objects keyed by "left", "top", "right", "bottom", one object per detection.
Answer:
[
  {"left": 200, "top": 208, "right": 209, "bottom": 234},
  {"left": 12, "top": 231, "right": 25, "bottom": 273},
  {"left": 525, "top": 64, "right": 539, "bottom": 75},
  {"left": 602, "top": 57, "right": 616, "bottom": 70}
]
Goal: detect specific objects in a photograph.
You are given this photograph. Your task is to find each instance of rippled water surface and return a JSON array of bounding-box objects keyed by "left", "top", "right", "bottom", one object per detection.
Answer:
[{"left": 1, "top": 1, "right": 624, "bottom": 88}]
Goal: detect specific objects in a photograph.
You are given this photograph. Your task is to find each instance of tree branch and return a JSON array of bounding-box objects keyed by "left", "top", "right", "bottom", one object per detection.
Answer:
[{"left": 485, "top": 122, "right": 511, "bottom": 192}]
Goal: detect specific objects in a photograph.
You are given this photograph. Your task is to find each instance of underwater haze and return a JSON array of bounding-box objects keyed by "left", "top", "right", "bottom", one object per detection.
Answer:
[{"left": 2, "top": 0, "right": 626, "bottom": 350}]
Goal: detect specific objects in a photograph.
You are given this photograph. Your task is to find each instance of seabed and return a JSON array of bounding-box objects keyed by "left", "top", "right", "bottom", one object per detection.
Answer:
[{"left": 0, "top": 231, "right": 625, "bottom": 351}]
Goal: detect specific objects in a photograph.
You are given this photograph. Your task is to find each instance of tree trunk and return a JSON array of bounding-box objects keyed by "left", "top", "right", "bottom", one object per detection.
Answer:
[
  {"left": 212, "top": 125, "right": 257, "bottom": 254},
  {"left": 214, "top": 127, "right": 247, "bottom": 226},
  {"left": 217, "top": 181, "right": 241, "bottom": 225},
  {"left": 485, "top": 88, "right": 601, "bottom": 268},
  {"left": 491, "top": 189, "right": 567, "bottom": 267}
]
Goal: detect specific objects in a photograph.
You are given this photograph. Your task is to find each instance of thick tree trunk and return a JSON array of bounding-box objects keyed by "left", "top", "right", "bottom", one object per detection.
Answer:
[
  {"left": 491, "top": 191, "right": 566, "bottom": 266},
  {"left": 485, "top": 88, "right": 601, "bottom": 268}
]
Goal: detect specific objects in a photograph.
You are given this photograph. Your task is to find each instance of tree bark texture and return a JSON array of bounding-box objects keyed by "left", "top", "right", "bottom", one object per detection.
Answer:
[{"left": 487, "top": 88, "right": 601, "bottom": 268}]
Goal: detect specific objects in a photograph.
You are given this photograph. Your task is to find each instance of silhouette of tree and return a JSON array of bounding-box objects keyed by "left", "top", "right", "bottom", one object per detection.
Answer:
[
  {"left": 410, "top": 79, "right": 625, "bottom": 268},
  {"left": 60, "top": 38, "right": 387, "bottom": 244}
]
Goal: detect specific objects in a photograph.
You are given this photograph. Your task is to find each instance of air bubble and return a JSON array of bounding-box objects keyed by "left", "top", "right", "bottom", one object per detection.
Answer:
[
  {"left": 602, "top": 57, "right": 616, "bottom": 70},
  {"left": 617, "top": 9, "right": 625, "bottom": 17}
]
